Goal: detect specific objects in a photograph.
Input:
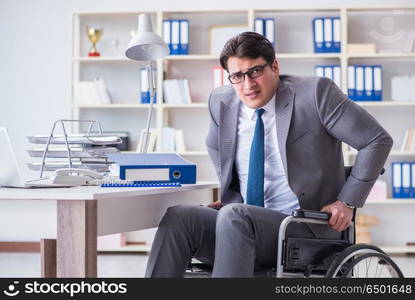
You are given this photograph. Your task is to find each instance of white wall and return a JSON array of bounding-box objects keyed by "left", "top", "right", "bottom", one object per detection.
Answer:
[
  {"left": 1, "top": 0, "right": 414, "bottom": 242},
  {"left": 1, "top": 0, "right": 414, "bottom": 171}
]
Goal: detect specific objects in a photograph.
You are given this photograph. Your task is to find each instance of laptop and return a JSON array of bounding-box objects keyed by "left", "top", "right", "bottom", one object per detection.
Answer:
[{"left": 0, "top": 127, "right": 69, "bottom": 188}]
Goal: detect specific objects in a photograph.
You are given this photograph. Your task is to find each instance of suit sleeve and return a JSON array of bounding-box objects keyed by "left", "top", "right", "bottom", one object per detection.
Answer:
[
  {"left": 205, "top": 91, "right": 221, "bottom": 180},
  {"left": 314, "top": 77, "right": 393, "bottom": 207}
]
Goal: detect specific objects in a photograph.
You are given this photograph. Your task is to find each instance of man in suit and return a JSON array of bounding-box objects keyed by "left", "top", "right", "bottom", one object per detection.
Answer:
[{"left": 145, "top": 32, "right": 392, "bottom": 277}]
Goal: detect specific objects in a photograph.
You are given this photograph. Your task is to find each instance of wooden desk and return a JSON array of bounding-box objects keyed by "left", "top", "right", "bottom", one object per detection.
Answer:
[{"left": 0, "top": 181, "right": 218, "bottom": 277}]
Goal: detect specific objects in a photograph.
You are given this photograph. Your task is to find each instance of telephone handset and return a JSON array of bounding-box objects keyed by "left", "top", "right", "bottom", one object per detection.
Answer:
[{"left": 49, "top": 168, "right": 103, "bottom": 186}]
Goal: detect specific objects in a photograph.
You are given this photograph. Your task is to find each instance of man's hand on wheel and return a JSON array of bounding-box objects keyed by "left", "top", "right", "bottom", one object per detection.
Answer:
[{"left": 321, "top": 200, "right": 353, "bottom": 232}]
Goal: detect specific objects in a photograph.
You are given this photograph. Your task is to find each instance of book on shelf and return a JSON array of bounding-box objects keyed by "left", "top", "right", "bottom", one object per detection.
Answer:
[
  {"left": 136, "top": 129, "right": 158, "bottom": 153},
  {"left": 175, "top": 129, "right": 186, "bottom": 153},
  {"left": 163, "top": 79, "right": 191, "bottom": 104},
  {"left": 156, "top": 127, "right": 188, "bottom": 153},
  {"left": 391, "top": 75, "right": 415, "bottom": 102},
  {"left": 73, "top": 78, "right": 111, "bottom": 105},
  {"left": 212, "top": 66, "right": 229, "bottom": 88},
  {"left": 400, "top": 127, "right": 415, "bottom": 151}
]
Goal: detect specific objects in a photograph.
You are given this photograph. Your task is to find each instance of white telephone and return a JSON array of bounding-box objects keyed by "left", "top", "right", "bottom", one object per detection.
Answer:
[{"left": 49, "top": 168, "right": 103, "bottom": 186}]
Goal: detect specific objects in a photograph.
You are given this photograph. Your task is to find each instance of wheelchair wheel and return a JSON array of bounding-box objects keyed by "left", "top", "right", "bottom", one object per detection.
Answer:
[{"left": 325, "top": 244, "right": 403, "bottom": 278}]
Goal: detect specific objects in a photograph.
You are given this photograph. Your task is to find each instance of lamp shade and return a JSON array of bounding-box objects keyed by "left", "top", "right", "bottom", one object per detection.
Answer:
[{"left": 125, "top": 13, "right": 169, "bottom": 61}]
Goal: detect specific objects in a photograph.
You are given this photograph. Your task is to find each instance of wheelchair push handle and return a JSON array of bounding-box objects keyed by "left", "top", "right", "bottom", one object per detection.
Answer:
[{"left": 291, "top": 209, "right": 331, "bottom": 221}]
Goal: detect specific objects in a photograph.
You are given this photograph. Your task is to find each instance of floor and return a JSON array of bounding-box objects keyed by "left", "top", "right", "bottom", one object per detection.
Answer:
[{"left": 0, "top": 253, "right": 414, "bottom": 277}]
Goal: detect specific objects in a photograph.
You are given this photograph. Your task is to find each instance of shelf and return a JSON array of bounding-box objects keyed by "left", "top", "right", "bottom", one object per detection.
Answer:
[
  {"left": 98, "top": 244, "right": 150, "bottom": 253},
  {"left": 347, "top": 53, "right": 415, "bottom": 59},
  {"left": 162, "top": 53, "right": 344, "bottom": 60},
  {"left": 365, "top": 199, "right": 415, "bottom": 204},
  {"left": 345, "top": 150, "right": 415, "bottom": 156},
  {"left": 179, "top": 151, "right": 209, "bottom": 156},
  {"left": 73, "top": 57, "right": 130, "bottom": 62},
  {"left": 277, "top": 53, "right": 342, "bottom": 59},
  {"left": 378, "top": 245, "right": 415, "bottom": 254},
  {"left": 355, "top": 101, "right": 415, "bottom": 107},
  {"left": 162, "top": 103, "right": 208, "bottom": 108},
  {"left": 73, "top": 104, "right": 152, "bottom": 109},
  {"left": 165, "top": 55, "right": 218, "bottom": 60}
]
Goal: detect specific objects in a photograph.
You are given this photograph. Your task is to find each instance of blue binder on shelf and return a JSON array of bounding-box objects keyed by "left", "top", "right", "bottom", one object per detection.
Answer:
[
  {"left": 171, "top": 19, "right": 180, "bottom": 55},
  {"left": 313, "top": 18, "right": 324, "bottom": 53},
  {"left": 163, "top": 20, "right": 172, "bottom": 54},
  {"left": 140, "top": 67, "right": 150, "bottom": 104},
  {"left": 323, "top": 17, "right": 333, "bottom": 52},
  {"left": 348, "top": 65, "right": 356, "bottom": 100},
  {"left": 392, "top": 162, "right": 402, "bottom": 198},
  {"left": 265, "top": 18, "right": 275, "bottom": 46},
  {"left": 402, "top": 162, "right": 411, "bottom": 198},
  {"left": 411, "top": 162, "right": 415, "bottom": 198},
  {"left": 373, "top": 65, "right": 383, "bottom": 101},
  {"left": 254, "top": 18, "right": 264, "bottom": 36},
  {"left": 364, "top": 65, "right": 373, "bottom": 101},
  {"left": 332, "top": 17, "right": 341, "bottom": 52},
  {"left": 355, "top": 65, "right": 364, "bottom": 101},
  {"left": 106, "top": 153, "right": 196, "bottom": 184},
  {"left": 179, "top": 19, "right": 189, "bottom": 55}
]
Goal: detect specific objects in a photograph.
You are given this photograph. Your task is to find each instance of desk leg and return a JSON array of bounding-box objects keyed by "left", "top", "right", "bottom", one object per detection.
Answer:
[
  {"left": 57, "top": 200, "right": 97, "bottom": 277},
  {"left": 41, "top": 238, "right": 56, "bottom": 277}
]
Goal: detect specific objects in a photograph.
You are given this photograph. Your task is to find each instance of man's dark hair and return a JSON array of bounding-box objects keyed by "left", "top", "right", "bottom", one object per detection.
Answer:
[{"left": 219, "top": 31, "right": 275, "bottom": 72}]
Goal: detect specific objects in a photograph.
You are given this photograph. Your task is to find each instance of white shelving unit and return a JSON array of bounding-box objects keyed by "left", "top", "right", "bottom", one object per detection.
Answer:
[{"left": 71, "top": 6, "right": 415, "bottom": 252}]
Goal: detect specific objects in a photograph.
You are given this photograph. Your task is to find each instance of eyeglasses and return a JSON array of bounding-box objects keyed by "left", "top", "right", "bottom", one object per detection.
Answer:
[{"left": 228, "top": 62, "right": 271, "bottom": 84}]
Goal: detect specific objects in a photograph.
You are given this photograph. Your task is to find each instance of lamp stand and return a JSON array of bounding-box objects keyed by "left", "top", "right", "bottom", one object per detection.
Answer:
[{"left": 139, "top": 60, "right": 156, "bottom": 153}]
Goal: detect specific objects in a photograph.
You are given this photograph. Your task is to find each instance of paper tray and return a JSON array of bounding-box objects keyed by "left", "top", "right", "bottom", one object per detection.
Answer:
[
  {"left": 27, "top": 134, "right": 122, "bottom": 145},
  {"left": 27, "top": 147, "right": 119, "bottom": 158},
  {"left": 27, "top": 162, "right": 110, "bottom": 172}
]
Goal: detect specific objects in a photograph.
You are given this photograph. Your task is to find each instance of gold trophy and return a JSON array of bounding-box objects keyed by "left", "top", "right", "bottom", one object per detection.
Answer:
[{"left": 86, "top": 26, "right": 103, "bottom": 57}]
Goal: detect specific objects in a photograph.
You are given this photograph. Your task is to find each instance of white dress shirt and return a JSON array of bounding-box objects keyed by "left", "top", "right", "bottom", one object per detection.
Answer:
[{"left": 235, "top": 94, "right": 300, "bottom": 215}]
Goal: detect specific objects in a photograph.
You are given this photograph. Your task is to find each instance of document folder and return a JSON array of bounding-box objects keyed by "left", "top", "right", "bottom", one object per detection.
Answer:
[
  {"left": 392, "top": 162, "right": 402, "bottom": 198},
  {"left": 106, "top": 153, "right": 196, "bottom": 184}
]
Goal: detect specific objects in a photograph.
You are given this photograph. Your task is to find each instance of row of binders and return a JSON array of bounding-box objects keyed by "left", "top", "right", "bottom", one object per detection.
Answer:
[
  {"left": 315, "top": 65, "right": 341, "bottom": 88},
  {"left": 348, "top": 65, "right": 382, "bottom": 101},
  {"left": 163, "top": 19, "right": 189, "bottom": 55},
  {"left": 254, "top": 18, "right": 275, "bottom": 45},
  {"left": 392, "top": 162, "right": 415, "bottom": 198},
  {"left": 313, "top": 17, "right": 341, "bottom": 53}
]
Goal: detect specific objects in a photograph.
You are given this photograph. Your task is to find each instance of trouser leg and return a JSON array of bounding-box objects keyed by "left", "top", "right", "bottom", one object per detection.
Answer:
[
  {"left": 212, "top": 203, "right": 315, "bottom": 277},
  {"left": 145, "top": 205, "right": 217, "bottom": 277}
]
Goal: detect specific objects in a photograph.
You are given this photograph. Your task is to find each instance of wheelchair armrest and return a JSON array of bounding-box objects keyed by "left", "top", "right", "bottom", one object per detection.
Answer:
[{"left": 291, "top": 209, "right": 331, "bottom": 221}]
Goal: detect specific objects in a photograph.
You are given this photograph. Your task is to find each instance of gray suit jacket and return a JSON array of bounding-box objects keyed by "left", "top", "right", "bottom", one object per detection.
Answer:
[{"left": 205, "top": 75, "right": 393, "bottom": 237}]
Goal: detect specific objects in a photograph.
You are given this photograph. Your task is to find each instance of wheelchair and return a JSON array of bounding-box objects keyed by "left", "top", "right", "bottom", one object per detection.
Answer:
[
  {"left": 187, "top": 208, "right": 403, "bottom": 278},
  {"left": 187, "top": 167, "right": 404, "bottom": 278}
]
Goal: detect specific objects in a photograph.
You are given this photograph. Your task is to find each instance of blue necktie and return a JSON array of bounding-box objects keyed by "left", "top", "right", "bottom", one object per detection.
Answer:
[{"left": 246, "top": 108, "right": 265, "bottom": 207}]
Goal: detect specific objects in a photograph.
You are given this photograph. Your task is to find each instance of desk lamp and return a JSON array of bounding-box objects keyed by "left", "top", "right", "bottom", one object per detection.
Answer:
[{"left": 125, "top": 13, "right": 169, "bottom": 152}]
